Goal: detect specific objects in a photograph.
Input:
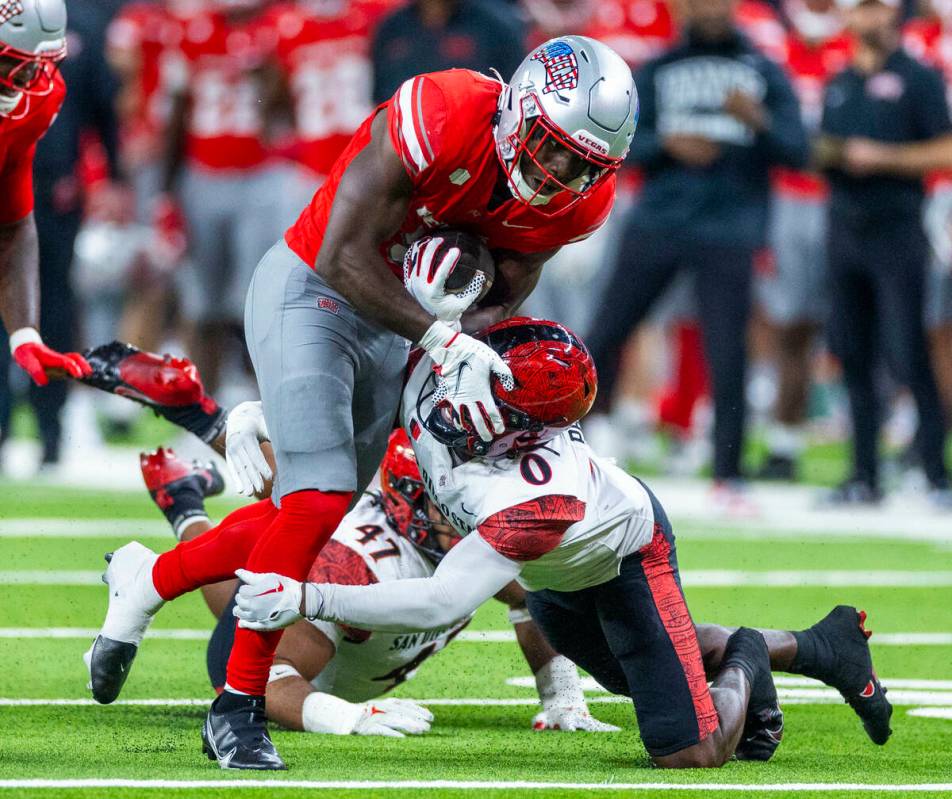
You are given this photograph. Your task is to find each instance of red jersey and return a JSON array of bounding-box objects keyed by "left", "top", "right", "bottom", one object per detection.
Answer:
[
  {"left": 903, "top": 17, "right": 952, "bottom": 192},
  {"left": 0, "top": 74, "right": 66, "bottom": 224},
  {"left": 285, "top": 69, "right": 616, "bottom": 276},
  {"left": 773, "top": 30, "right": 853, "bottom": 200},
  {"left": 176, "top": 8, "right": 278, "bottom": 171},
  {"left": 107, "top": 2, "right": 191, "bottom": 164},
  {"left": 267, "top": 0, "right": 392, "bottom": 178}
]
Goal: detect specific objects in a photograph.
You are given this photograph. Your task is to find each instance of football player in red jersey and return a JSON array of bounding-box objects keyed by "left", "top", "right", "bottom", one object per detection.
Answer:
[
  {"left": 0, "top": 0, "right": 91, "bottom": 386},
  {"left": 87, "top": 37, "right": 639, "bottom": 770}
]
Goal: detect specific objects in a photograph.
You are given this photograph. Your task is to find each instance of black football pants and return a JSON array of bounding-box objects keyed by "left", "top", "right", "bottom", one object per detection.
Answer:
[
  {"left": 586, "top": 220, "right": 754, "bottom": 480},
  {"left": 827, "top": 214, "right": 949, "bottom": 489}
]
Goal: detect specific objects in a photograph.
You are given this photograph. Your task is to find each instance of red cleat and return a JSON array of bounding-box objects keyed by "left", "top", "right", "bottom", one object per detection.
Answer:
[
  {"left": 140, "top": 447, "right": 224, "bottom": 538},
  {"left": 82, "top": 341, "right": 226, "bottom": 443}
]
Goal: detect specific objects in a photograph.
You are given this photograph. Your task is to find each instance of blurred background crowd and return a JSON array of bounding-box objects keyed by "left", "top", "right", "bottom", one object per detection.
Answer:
[{"left": 3, "top": 0, "right": 952, "bottom": 514}]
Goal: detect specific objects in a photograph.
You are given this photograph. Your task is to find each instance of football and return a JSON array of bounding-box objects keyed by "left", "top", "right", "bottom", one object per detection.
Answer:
[{"left": 439, "top": 230, "right": 496, "bottom": 301}]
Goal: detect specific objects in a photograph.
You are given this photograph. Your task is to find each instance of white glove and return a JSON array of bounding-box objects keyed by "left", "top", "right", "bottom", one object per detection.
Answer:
[
  {"left": 420, "top": 320, "right": 513, "bottom": 442},
  {"left": 225, "top": 401, "right": 272, "bottom": 496},
  {"left": 353, "top": 698, "right": 434, "bottom": 737},
  {"left": 531, "top": 655, "right": 620, "bottom": 732},
  {"left": 233, "top": 569, "right": 303, "bottom": 630},
  {"left": 403, "top": 235, "right": 485, "bottom": 323},
  {"left": 301, "top": 692, "right": 433, "bottom": 736},
  {"left": 531, "top": 706, "right": 620, "bottom": 732}
]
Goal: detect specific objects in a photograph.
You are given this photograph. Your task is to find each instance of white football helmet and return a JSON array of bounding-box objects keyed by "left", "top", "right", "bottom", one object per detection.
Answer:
[{"left": 493, "top": 35, "right": 638, "bottom": 211}]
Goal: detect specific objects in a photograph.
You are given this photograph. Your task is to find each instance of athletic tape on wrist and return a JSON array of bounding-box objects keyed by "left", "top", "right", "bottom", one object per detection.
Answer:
[
  {"left": 9, "top": 327, "right": 42, "bottom": 354},
  {"left": 301, "top": 691, "right": 365, "bottom": 735},
  {"left": 535, "top": 655, "right": 586, "bottom": 712}
]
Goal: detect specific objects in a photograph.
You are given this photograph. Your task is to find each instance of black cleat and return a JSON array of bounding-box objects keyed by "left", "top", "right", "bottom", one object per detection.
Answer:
[
  {"left": 201, "top": 692, "right": 286, "bottom": 771},
  {"left": 723, "top": 628, "right": 784, "bottom": 762},
  {"left": 84, "top": 635, "right": 139, "bottom": 704},
  {"left": 82, "top": 341, "right": 226, "bottom": 444},
  {"left": 818, "top": 479, "right": 883, "bottom": 508},
  {"left": 795, "top": 606, "right": 892, "bottom": 745}
]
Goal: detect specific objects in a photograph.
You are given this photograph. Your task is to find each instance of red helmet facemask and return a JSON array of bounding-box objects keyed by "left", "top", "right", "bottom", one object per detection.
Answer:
[
  {"left": 423, "top": 318, "right": 598, "bottom": 457},
  {"left": 0, "top": 42, "right": 64, "bottom": 98},
  {"left": 380, "top": 429, "right": 458, "bottom": 563}
]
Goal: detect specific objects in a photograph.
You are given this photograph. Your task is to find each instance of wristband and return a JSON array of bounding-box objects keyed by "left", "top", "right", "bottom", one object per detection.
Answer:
[
  {"left": 418, "top": 319, "right": 457, "bottom": 351},
  {"left": 9, "top": 327, "right": 42, "bottom": 354},
  {"left": 534, "top": 655, "right": 586, "bottom": 712},
  {"left": 507, "top": 606, "right": 532, "bottom": 625},
  {"left": 267, "top": 663, "right": 302, "bottom": 684},
  {"left": 301, "top": 691, "right": 364, "bottom": 735}
]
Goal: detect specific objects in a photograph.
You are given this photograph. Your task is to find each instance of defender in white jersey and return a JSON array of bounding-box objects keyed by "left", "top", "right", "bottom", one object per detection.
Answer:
[
  {"left": 235, "top": 317, "right": 894, "bottom": 767},
  {"left": 136, "top": 440, "right": 616, "bottom": 737}
]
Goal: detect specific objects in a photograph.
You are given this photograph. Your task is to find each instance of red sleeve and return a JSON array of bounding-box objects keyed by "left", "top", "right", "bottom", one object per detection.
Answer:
[
  {"left": 386, "top": 74, "right": 448, "bottom": 182},
  {"left": 0, "top": 143, "right": 36, "bottom": 224},
  {"left": 308, "top": 540, "right": 377, "bottom": 643},
  {"left": 478, "top": 495, "right": 586, "bottom": 562},
  {"left": 0, "top": 76, "right": 64, "bottom": 224}
]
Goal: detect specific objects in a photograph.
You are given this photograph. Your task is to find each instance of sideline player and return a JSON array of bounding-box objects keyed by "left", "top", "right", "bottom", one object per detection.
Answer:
[
  {"left": 87, "top": 35, "right": 639, "bottom": 770},
  {"left": 0, "top": 0, "right": 91, "bottom": 386},
  {"left": 138, "top": 436, "right": 618, "bottom": 736},
  {"left": 234, "top": 317, "right": 893, "bottom": 769}
]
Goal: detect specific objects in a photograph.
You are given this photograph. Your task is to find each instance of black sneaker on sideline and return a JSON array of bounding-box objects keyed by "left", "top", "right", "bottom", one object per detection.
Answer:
[{"left": 201, "top": 692, "right": 286, "bottom": 771}]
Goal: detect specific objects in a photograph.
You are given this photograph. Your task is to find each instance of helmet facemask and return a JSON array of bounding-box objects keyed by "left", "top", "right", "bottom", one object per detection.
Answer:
[
  {"left": 499, "top": 92, "right": 618, "bottom": 212},
  {"left": 0, "top": 42, "right": 64, "bottom": 118}
]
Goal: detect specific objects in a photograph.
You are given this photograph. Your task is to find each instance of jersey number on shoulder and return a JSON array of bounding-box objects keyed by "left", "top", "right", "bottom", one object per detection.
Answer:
[{"left": 355, "top": 524, "right": 400, "bottom": 561}]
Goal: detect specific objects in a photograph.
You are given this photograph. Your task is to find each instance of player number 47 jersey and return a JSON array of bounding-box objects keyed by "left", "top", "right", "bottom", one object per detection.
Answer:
[
  {"left": 401, "top": 353, "right": 656, "bottom": 593},
  {"left": 305, "top": 493, "right": 472, "bottom": 702}
]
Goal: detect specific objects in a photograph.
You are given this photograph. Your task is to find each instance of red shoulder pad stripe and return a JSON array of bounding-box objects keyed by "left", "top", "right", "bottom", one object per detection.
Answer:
[{"left": 478, "top": 495, "right": 586, "bottom": 562}]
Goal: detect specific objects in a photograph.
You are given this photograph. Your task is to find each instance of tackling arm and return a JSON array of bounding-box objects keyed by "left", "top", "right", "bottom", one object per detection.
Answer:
[{"left": 311, "top": 532, "right": 521, "bottom": 632}]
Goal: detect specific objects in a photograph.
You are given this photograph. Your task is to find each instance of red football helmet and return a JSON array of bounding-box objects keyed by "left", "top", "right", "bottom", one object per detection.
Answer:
[
  {"left": 380, "top": 429, "right": 451, "bottom": 563},
  {"left": 424, "top": 317, "right": 597, "bottom": 457}
]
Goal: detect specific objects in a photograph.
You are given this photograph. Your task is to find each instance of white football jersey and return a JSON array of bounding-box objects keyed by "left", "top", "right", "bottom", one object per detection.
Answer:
[
  {"left": 308, "top": 493, "right": 472, "bottom": 702},
  {"left": 401, "top": 354, "right": 657, "bottom": 593}
]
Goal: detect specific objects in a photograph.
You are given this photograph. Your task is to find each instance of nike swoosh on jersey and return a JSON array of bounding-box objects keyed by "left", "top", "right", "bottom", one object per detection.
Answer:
[{"left": 501, "top": 219, "right": 533, "bottom": 229}]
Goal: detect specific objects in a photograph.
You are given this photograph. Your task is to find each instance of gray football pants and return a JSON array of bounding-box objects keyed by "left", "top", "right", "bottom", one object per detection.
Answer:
[{"left": 244, "top": 240, "right": 411, "bottom": 504}]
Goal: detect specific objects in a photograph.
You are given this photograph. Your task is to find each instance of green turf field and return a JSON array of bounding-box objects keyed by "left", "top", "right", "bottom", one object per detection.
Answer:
[{"left": 1, "top": 484, "right": 951, "bottom": 799}]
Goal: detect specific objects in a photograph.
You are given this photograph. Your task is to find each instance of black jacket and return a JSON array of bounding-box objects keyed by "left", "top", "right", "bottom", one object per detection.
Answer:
[{"left": 628, "top": 29, "right": 809, "bottom": 249}]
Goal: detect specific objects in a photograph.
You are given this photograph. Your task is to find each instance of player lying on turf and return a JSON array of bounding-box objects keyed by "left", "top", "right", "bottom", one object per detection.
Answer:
[
  {"left": 231, "top": 317, "right": 893, "bottom": 768},
  {"left": 136, "top": 437, "right": 617, "bottom": 736}
]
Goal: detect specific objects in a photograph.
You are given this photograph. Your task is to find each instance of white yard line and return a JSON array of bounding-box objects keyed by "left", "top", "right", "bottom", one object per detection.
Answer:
[
  {"left": 6, "top": 685, "right": 952, "bottom": 708},
  {"left": 6, "top": 569, "right": 952, "bottom": 587},
  {"left": 1, "top": 628, "right": 951, "bottom": 647},
  {"left": 0, "top": 779, "right": 951, "bottom": 792},
  {"left": 0, "top": 519, "right": 169, "bottom": 538}
]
